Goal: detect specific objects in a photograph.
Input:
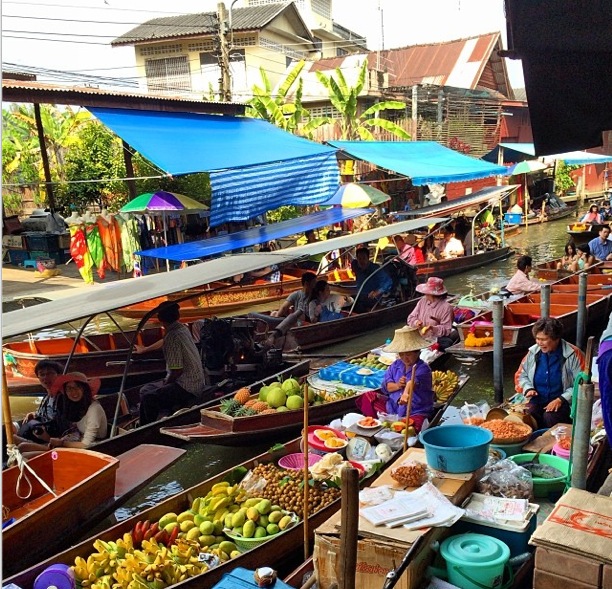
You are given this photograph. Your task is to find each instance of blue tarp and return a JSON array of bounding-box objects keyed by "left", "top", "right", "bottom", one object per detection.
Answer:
[
  {"left": 208, "top": 152, "right": 339, "bottom": 227},
  {"left": 88, "top": 108, "right": 337, "bottom": 175},
  {"left": 137, "top": 207, "right": 372, "bottom": 262},
  {"left": 327, "top": 141, "right": 509, "bottom": 185},
  {"left": 483, "top": 143, "right": 612, "bottom": 165}
]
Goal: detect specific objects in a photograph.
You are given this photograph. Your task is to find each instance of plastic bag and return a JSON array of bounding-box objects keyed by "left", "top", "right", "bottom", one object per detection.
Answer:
[
  {"left": 391, "top": 459, "right": 430, "bottom": 487},
  {"left": 477, "top": 458, "right": 533, "bottom": 499},
  {"left": 591, "top": 399, "right": 603, "bottom": 430},
  {"left": 459, "top": 402, "right": 485, "bottom": 426}
]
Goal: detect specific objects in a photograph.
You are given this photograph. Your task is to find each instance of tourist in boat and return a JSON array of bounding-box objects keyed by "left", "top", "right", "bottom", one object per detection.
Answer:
[
  {"left": 393, "top": 234, "right": 418, "bottom": 265},
  {"left": 135, "top": 303, "right": 205, "bottom": 426},
  {"left": 249, "top": 245, "right": 281, "bottom": 282},
  {"left": 505, "top": 255, "right": 542, "bottom": 295},
  {"left": 270, "top": 271, "right": 317, "bottom": 321},
  {"left": 439, "top": 226, "right": 465, "bottom": 258},
  {"left": 576, "top": 243, "right": 596, "bottom": 269},
  {"left": 588, "top": 225, "right": 612, "bottom": 261},
  {"left": 600, "top": 200, "right": 612, "bottom": 222},
  {"left": 19, "top": 372, "right": 107, "bottom": 456},
  {"left": 356, "top": 326, "right": 433, "bottom": 433},
  {"left": 595, "top": 312, "right": 612, "bottom": 442},
  {"left": 406, "top": 276, "right": 459, "bottom": 351},
  {"left": 580, "top": 204, "right": 603, "bottom": 224},
  {"left": 421, "top": 235, "right": 440, "bottom": 262},
  {"left": 350, "top": 247, "right": 393, "bottom": 312},
  {"left": 556, "top": 242, "right": 579, "bottom": 271},
  {"left": 307, "top": 280, "right": 349, "bottom": 323},
  {"left": 514, "top": 317, "right": 586, "bottom": 428}
]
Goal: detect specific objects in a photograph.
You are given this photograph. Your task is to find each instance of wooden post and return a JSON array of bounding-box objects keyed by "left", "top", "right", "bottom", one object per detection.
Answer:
[
  {"left": 33, "top": 103, "right": 56, "bottom": 210},
  {"left": 338, "top": 467, "right": 359, "bottom": 589},
  {"left": 492, "top": 298, "right": 504, "bottom": 403},
  {"left": 402, "top": 364, "right": 417, "bottom": 452},
  {"left": 2, "top": 365, "right": 14, "bottom": 447},
  {"left": 571, "top": 382, "right": 594, "bottom": 490},
  {"left": 302, "top": 383, "right": 310, "bottom": 561},
  {"left": 576, "top": 272, "right": 588, "bottom": 350},
  {"left": 540, "top": 284, "right": 551, "bottom": 318}
]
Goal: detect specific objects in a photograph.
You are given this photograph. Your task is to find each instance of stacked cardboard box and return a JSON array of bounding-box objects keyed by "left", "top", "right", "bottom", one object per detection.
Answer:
[
  {"left": 313, "top": 447, "right": 480, "bottom": 589},
  {"left": 531, "top": 488, "right": 612, "bottom": 589}
]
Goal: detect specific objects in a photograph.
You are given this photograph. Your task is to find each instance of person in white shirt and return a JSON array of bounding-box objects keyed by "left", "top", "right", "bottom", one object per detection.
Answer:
[{"left": 440, "top": 226, "right": 465, "bottom": 258}]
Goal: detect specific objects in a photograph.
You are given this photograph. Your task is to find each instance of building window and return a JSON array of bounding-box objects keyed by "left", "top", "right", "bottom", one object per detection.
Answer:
[
  {"left": 145, "top": 56, "right": 191, "bottom": 92},
  {"left": 313, "top": 37, "right": 323, "bottom": 52},
  {"left": 140, "top": 43, "right": 183, "bottom": 57},
  {"left": 336, "top": 47, "right": 348, "bottom": 57}
]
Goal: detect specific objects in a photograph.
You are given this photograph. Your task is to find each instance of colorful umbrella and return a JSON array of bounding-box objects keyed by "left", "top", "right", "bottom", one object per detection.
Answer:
[
  {"left": 322, "top": 183, "right": 391, "bottom": 208},
  {"left": 507, "top": 160, "right": 548, "bottom": 175},
  {"left": 120, "top": 191, "right": 208, "bottom": 271}
]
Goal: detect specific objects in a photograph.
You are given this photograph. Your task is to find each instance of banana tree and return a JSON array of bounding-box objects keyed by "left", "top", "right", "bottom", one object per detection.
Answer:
[{"left": 315, "top": 59, "right": 410, "bottom": 140}]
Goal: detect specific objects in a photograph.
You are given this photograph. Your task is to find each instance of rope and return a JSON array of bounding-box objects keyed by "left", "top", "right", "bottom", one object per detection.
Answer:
[{"left": 6, "top": 444, "right": 58, "bottom": 500}]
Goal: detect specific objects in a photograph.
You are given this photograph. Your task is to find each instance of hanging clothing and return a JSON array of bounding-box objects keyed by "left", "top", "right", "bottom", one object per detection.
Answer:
[
  {"left": 97, "top": 215, "right": 123, "bottom": 272},
  {"left": 69, "top": 225, "right": 94, "bottom": 284},
  {"left": 117, "top": 214, "right": 141, "bottom": 273},
  {"left": 85, "top": 221, "right": 106, "bottom": 279}
]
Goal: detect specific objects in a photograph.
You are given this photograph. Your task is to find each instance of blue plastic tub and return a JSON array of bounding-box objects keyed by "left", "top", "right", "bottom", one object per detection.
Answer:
[
  {"left": 420, "top": 425, "right": 493, "bottom": 473},
  {"left": 504, "top": 212, "right": 522, "bottom": 225}
]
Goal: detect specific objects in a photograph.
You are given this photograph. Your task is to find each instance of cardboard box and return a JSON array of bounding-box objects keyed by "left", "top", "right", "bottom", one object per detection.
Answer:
[
  {"left": 314, "top": 527, "right": 448, "bottom": 589},
  {"left": 2, "top": 235, "right": 24, "bottom": 249},
  {"left": 603, "top": 565, "right": 612, "bottom": 589},
  {"left": 534, "top": 547, "right": 602, "bottom": 586},
  {"left": 534, "top": 568, "right": 598, "bottom": 589}
]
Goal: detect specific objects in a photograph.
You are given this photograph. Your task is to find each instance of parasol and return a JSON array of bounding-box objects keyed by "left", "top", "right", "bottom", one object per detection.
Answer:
[
  {"left": 322, "top": 183, "right": 391, "bottom": 208},
  {"left": 507, "top": 160, "right": 548, "bottom": 221},
  {"left": 120, "top": 191, "right": 208, "bottom": 270}
]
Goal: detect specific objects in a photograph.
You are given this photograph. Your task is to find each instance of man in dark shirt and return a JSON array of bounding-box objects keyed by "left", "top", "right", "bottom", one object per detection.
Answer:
[{"left": 350, "top": 247, "right": 393, "bottom": 312}]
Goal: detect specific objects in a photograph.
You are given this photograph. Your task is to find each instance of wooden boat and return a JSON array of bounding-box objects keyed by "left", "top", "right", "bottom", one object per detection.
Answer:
[
  {"left": 3, "top": 326, "right": 167, "bottom": 383},
  {"left": 451, "top": 287, "right": 610, "bottom": 354},
  {"left": 415, "top": 245, "right": 514, "bottom": 279},
  {"left": 3, "top": 437, "right": 389, "bottom": 588},
  {"left": 518, "top": 203, "right": 577, "bottom": 226},
  {"left": 566, "top": 221, "right": 609, "bottom": 245},
  {"left": 2, "top": 444, "right": 186, "bottom": 576},
  {"left": 86, "top": 360, "right": 312, "bottom": 457}
]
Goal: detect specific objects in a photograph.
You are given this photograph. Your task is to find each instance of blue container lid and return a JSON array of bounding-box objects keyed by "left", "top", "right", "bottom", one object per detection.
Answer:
[
  {"left": 34, "top": 564, "right": 75, "bottom": 589},
  {"left": 441, "top": 534, "right": 510, "bottom": 566}
]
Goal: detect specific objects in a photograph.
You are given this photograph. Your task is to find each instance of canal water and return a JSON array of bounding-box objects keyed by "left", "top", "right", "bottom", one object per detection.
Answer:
[{"left": 10, "top": 218, "right": 582, "bottom": 524}]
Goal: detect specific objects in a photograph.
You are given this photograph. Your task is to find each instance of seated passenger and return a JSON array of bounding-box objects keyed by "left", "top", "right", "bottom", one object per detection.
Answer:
[
  {"left": 307, "top": 280, "right": 352, "bottom": 323},
  {"left": 581, "top": 205, "right": 603, "bottom": 224},
  {"left": 505, "top": 255, "right": 542, "bottom": 295},
  {"left": 350, "top": 247, "right": 393, "bottom": 312},
  {"left": 576, "top": 243, "right": 596, "bottom": 270},
  {"left": 556, "top": 242, "right": 579, "bottom": 272},
  {"left": 440, "top": 226, "right": 465, "bottom": 258},
  {"left": 393, "top": 234, "right": 418, "bottom": 265}
]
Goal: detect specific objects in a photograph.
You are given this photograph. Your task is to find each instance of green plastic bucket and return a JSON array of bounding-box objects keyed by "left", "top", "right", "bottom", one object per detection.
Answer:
[{"left": 440, "top": 533, "right": 511, "bottom": 589}]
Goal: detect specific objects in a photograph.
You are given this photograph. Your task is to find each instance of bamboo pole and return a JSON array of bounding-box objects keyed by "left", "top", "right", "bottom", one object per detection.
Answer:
[
  {"left": 3, "top": 364, "right": 14, "bottom": 447},
  {"left": 402, "top": 364, "right": 417, "bottom": 452},
  {"left": 302, "top": 382, "right": 310, "bottom": 561},
  {"left": 338, "top": 466, "right": 359, "bottom": 589}
]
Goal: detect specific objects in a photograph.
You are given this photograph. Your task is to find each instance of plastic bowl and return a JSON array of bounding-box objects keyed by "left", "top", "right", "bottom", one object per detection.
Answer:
[
  {"left": 510, "top": 453, "right": 569, "bottom": 498},
  {"left": 419, "top": 425, "right": 493, "bottom": 473},
  {"left": 278, "top": 452, "right": 322, "bottom": 471}
]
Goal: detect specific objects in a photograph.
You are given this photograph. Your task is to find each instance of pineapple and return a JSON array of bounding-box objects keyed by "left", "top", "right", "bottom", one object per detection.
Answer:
[
  {"left": 220, "top": 398, "right": 240, "bottom": 416},
  {"left": 252, "top": 401, "right": 269, "bottom": 413},
  {"left": 245, "top": 399, "right": 258, "bottom": 408},
  {"left": 233, "top": 387, "right": 251, "bottom": 405},
  {"left": 260, "top": 408, "right": 277, "bottom": 415},
  {"left": 234, "top": 405, "right": 257, "bottom": 417}
]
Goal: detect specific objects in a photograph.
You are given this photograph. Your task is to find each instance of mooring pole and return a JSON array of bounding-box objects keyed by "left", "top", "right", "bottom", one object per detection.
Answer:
[
  {"left": 576, "top": 273, "right": 588, "bottom": 350},
  {"left": 492, "top": 298, "right": 504, "bottom": 404},
  {"left": 540, "top": 284, "right": 551, "bottom": 318},
  {"left": 571, "top": 382, "right": 594, "bottom": 490}
]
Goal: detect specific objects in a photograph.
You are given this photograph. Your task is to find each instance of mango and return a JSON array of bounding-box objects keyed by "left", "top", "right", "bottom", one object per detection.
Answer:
[
  {"left": 266, "top": 523, "right": 280, "bottom": 535},
  {"left": 163, "top": 521, "right": 179, "bottom": 534},
  {"left": 219, "top": 541, "right": 237, "bottom": 555},
  {"left": 158, "top": 513, "right": 177, "bottom": 529},
  {"left": 246, "top": 507, "right": 260, "bottom": 522},
  {"left": 198, "top": 534, "right": 216, "bottom": 546},
  {"left": 193, "top": 514, "right": 207, "bottom": 526},
  {"left": 230, "top": 550, "right": 241, "bottom": 559},
  {"left": 243, "top": 520, "right": 256, "bottom": 538},
  {"left": 186, "top": 527, "right": 201, "bottom": 541},
  {"left": 179, "top": 520, "right": 195, "bottom": 532},
  {"left": 231, "top": 509, "right": 246, "bottom": 528},
  {"left": 256, "top": 499, "right": 272, "bottom": 515},
  {"left": 268, "top": 510, "right": 283, "bottom": 524},
  {"left": 177, "top": 511, "right": 194, "bottom": 524},
  {"left": 278, "top": 515, "right": 293, "bottom": 530},
  {"left": 214, "top": 520, "right": 224, "bottom": 535},
  {"left": 243, "top": 498, "right": 261, "bottom": 508},
  {"left": 259, "top": 514, "right": 269, "bottom": 528},
  {"left": 199, "top": 521, "right": 215, "bottom": 535},
  {"left": 254, "top": 526, "right": 268, "bottom": 538},
  {"left": 224, "top": 514, "right": 234, "bottom": 529}
]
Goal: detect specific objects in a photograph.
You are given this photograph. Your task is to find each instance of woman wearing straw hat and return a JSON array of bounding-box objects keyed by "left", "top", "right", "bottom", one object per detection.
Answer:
[
  {"left": 406, "top": 276, "right": 458, "bottom": 351},
  {"left": 18, "top": 372, "right": 107, "bottom": 457},
  {"left": 355, "top": 326, "right": 434, "bottom": 433}
]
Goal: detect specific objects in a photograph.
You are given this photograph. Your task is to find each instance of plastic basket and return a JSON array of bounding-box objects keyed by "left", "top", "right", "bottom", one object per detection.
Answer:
[
  {"left": 224, "top": 513, "right": 299, "bottom": 552},
  {"left": 278, "top": 452, "right": 322, "bottom": 471}
]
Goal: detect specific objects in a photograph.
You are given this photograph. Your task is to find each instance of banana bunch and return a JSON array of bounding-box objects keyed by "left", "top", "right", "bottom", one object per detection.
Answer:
[
  {"left": 432, "top": 370, "right": 460, "bottom": 402},
  {"left": 72, "top": 535, "right": 134, "bottom": 587}
]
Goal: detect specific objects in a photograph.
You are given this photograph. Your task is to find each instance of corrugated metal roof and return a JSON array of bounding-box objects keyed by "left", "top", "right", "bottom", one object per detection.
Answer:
[{"left": 112, "top": 2, "right": 303, "bottom": 46}]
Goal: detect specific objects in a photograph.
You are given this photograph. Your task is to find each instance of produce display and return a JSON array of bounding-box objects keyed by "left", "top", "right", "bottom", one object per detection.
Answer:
[
  {"left": 431, "top": 370, "right": 460, "bottom": 402},
  {"left": 391, "top": 461, "right": 429, "bottom": 487},
  {"left": 318, "top": 358, "right": 385, "bottom": 389},
  {"left": 479, "top": 419, "right": 532, "bottom": 444},
  {"left": 310, "top": 453, "right": 360, "bottom": 481}
]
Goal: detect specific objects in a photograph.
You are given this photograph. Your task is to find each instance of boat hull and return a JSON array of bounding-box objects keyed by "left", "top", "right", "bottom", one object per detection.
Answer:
[
  {"left": 519, "top": 205, "right": 577, "bottom": 227},
  {"left": 3, "top": 448, "right": 119, "bottom": 577},
  {"left": 416, "top": 246, "right": 514, "bottom": 278}
]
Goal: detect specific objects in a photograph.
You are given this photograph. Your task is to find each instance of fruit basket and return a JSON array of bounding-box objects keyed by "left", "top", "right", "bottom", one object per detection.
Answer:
[
  {"left": 224, "top": 512, "right": 299, "bottom": 552},
  {"left": 480, "top": 419, "right": 532, "bottom": 444},
  {"left": 278, "top": 452, "right": 322, "bottom": 471}
]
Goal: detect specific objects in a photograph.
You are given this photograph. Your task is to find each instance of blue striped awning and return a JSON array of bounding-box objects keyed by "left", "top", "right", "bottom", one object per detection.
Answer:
[{"left": 209, "top": 152, "right": 340, "bottom": 227}]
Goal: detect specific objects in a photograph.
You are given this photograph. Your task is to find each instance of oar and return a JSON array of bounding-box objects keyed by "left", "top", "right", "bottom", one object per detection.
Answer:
[
  {"left": 302, "top": 381, "right": 310, "bottom": 561},
  {"left": 402, "top": 364, "right": 417, "bottom": 452}
]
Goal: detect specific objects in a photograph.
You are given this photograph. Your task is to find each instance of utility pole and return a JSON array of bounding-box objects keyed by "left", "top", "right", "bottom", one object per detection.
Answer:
[{"left": 217, "top": 3, "right": 232, "bottom": 102}]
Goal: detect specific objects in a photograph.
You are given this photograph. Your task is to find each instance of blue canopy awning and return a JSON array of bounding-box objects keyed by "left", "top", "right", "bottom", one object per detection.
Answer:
[
  {"left": 481, "top": 143, "right": 536, "bottom": 164},
  {"left": 137, "top": 207, "right": 372, "bottom": 262},
  {"left": 327, "top": 141, "right": 509, "bottom": 185},
  {"left": 88, "top": 107, "right": 337, "bottom": 175}
]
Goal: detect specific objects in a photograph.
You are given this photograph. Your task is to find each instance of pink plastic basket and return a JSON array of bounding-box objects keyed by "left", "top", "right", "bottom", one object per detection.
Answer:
[{"left": 278, "top": 452, "right": 322, "bottom": 471}]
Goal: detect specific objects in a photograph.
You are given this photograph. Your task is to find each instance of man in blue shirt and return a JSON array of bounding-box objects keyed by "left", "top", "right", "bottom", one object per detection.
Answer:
[
  {"left": 350, "top": 247, "right": 393, "bottom": 312},
  {"left": 588, "top": 226, "right": 612, "bottom": 261}
]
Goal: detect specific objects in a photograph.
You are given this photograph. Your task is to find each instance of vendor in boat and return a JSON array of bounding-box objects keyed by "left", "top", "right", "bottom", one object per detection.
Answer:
[
  {"left": 505, "top": 255, "right": 542, "bottom": 295},
  {"left": 136, "top": 303, "right": 205, "bottom": 426},
  {"left": 588, "top": 225, "right": 612, "bottom": 261},
  {"left": 514, "top": 317, "right": 586, "bottom": 429},
  {"left": 18, "top": 372, "right": 107, "bottom": 457},
  {"left": 596, "top": 312, "right": 612, "bottom": 442},
  {"left": 270, "top": 271, "right": 317, "bottom": 321},
  {"left": 406, "top": 277, "right": 458, "bottom": 351},
  {"left": 355, "top": 326, "right": 434, "bottom": 433},
  {"left": 350, "top": 247, "right": 393, "bottom": 312}
]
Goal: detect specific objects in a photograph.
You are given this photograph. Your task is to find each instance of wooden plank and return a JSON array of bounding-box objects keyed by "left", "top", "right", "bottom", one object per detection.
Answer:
[{"left": 113, "top": 444, "right": 186, "bottom": 498}]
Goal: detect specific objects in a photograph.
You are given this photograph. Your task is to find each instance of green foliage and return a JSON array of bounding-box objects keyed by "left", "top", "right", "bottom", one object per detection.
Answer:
[
  {"left": 266, "top": 205, "right": 301, "bottom": 223},
  {"left": 315, "top": 60, "right": 410, "bottom": 140},
  {"left": 555, "top": 161, "right": 580, "bottom": 194}
]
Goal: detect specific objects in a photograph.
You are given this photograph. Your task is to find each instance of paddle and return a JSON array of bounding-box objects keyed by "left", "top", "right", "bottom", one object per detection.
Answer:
[
  {"left": 401, "top": 364, "right": 417, "bottom": 452},
  {"left": 302, "top": 382, "right": 310, "bottom": 561}
]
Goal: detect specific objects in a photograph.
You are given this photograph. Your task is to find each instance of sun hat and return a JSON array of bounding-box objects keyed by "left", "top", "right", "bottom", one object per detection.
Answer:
[
  {"left": 416, "top": 276, "right": 447, "bottom": 296},
  {"left": 51, "top": 372, "right": 101, "bottom": 397},
  {"left": 383, "top": 326, "right": 431, "bottom": 353}
]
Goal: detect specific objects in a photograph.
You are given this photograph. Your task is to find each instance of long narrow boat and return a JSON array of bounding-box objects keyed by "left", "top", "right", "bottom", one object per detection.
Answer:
[
  {"left": 518, "top": 202, "right": 577, "bottom": 226},
  {"left": 567, "top": 221, "right": 608, "bottom": 245},
  {"left": 2, "top": 444, "right": 186, "bottom": 576},
  {"left": 3, "top": 437, "right": 392, "bottom": 588},
  {"left": 415, "top": 245, "right": 514, "bottom": 279},
  {"left": 451, "top": 287, "right": 610, "bottom": 354},
  {"left": 86, "top": 360, "right": 312, "bottom": 457}
]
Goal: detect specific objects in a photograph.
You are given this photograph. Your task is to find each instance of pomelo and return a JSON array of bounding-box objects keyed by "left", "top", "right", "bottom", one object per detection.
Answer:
[
  {"left": 258, "top": 385, "right": 270, "bottom": 402},
  {"left": 266, "top": 388, "right": 287, "bottom": 408},
  {"left": 281, "top": 377, "right": 301, "bottom": 396},
  {"left": 286, "top": 395, "right": 304, "bottom": 410}
]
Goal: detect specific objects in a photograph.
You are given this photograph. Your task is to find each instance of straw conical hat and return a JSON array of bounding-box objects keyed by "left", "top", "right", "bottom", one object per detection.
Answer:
[{"left": 383, "top": 326, "right": 430, "bottom": 353}]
